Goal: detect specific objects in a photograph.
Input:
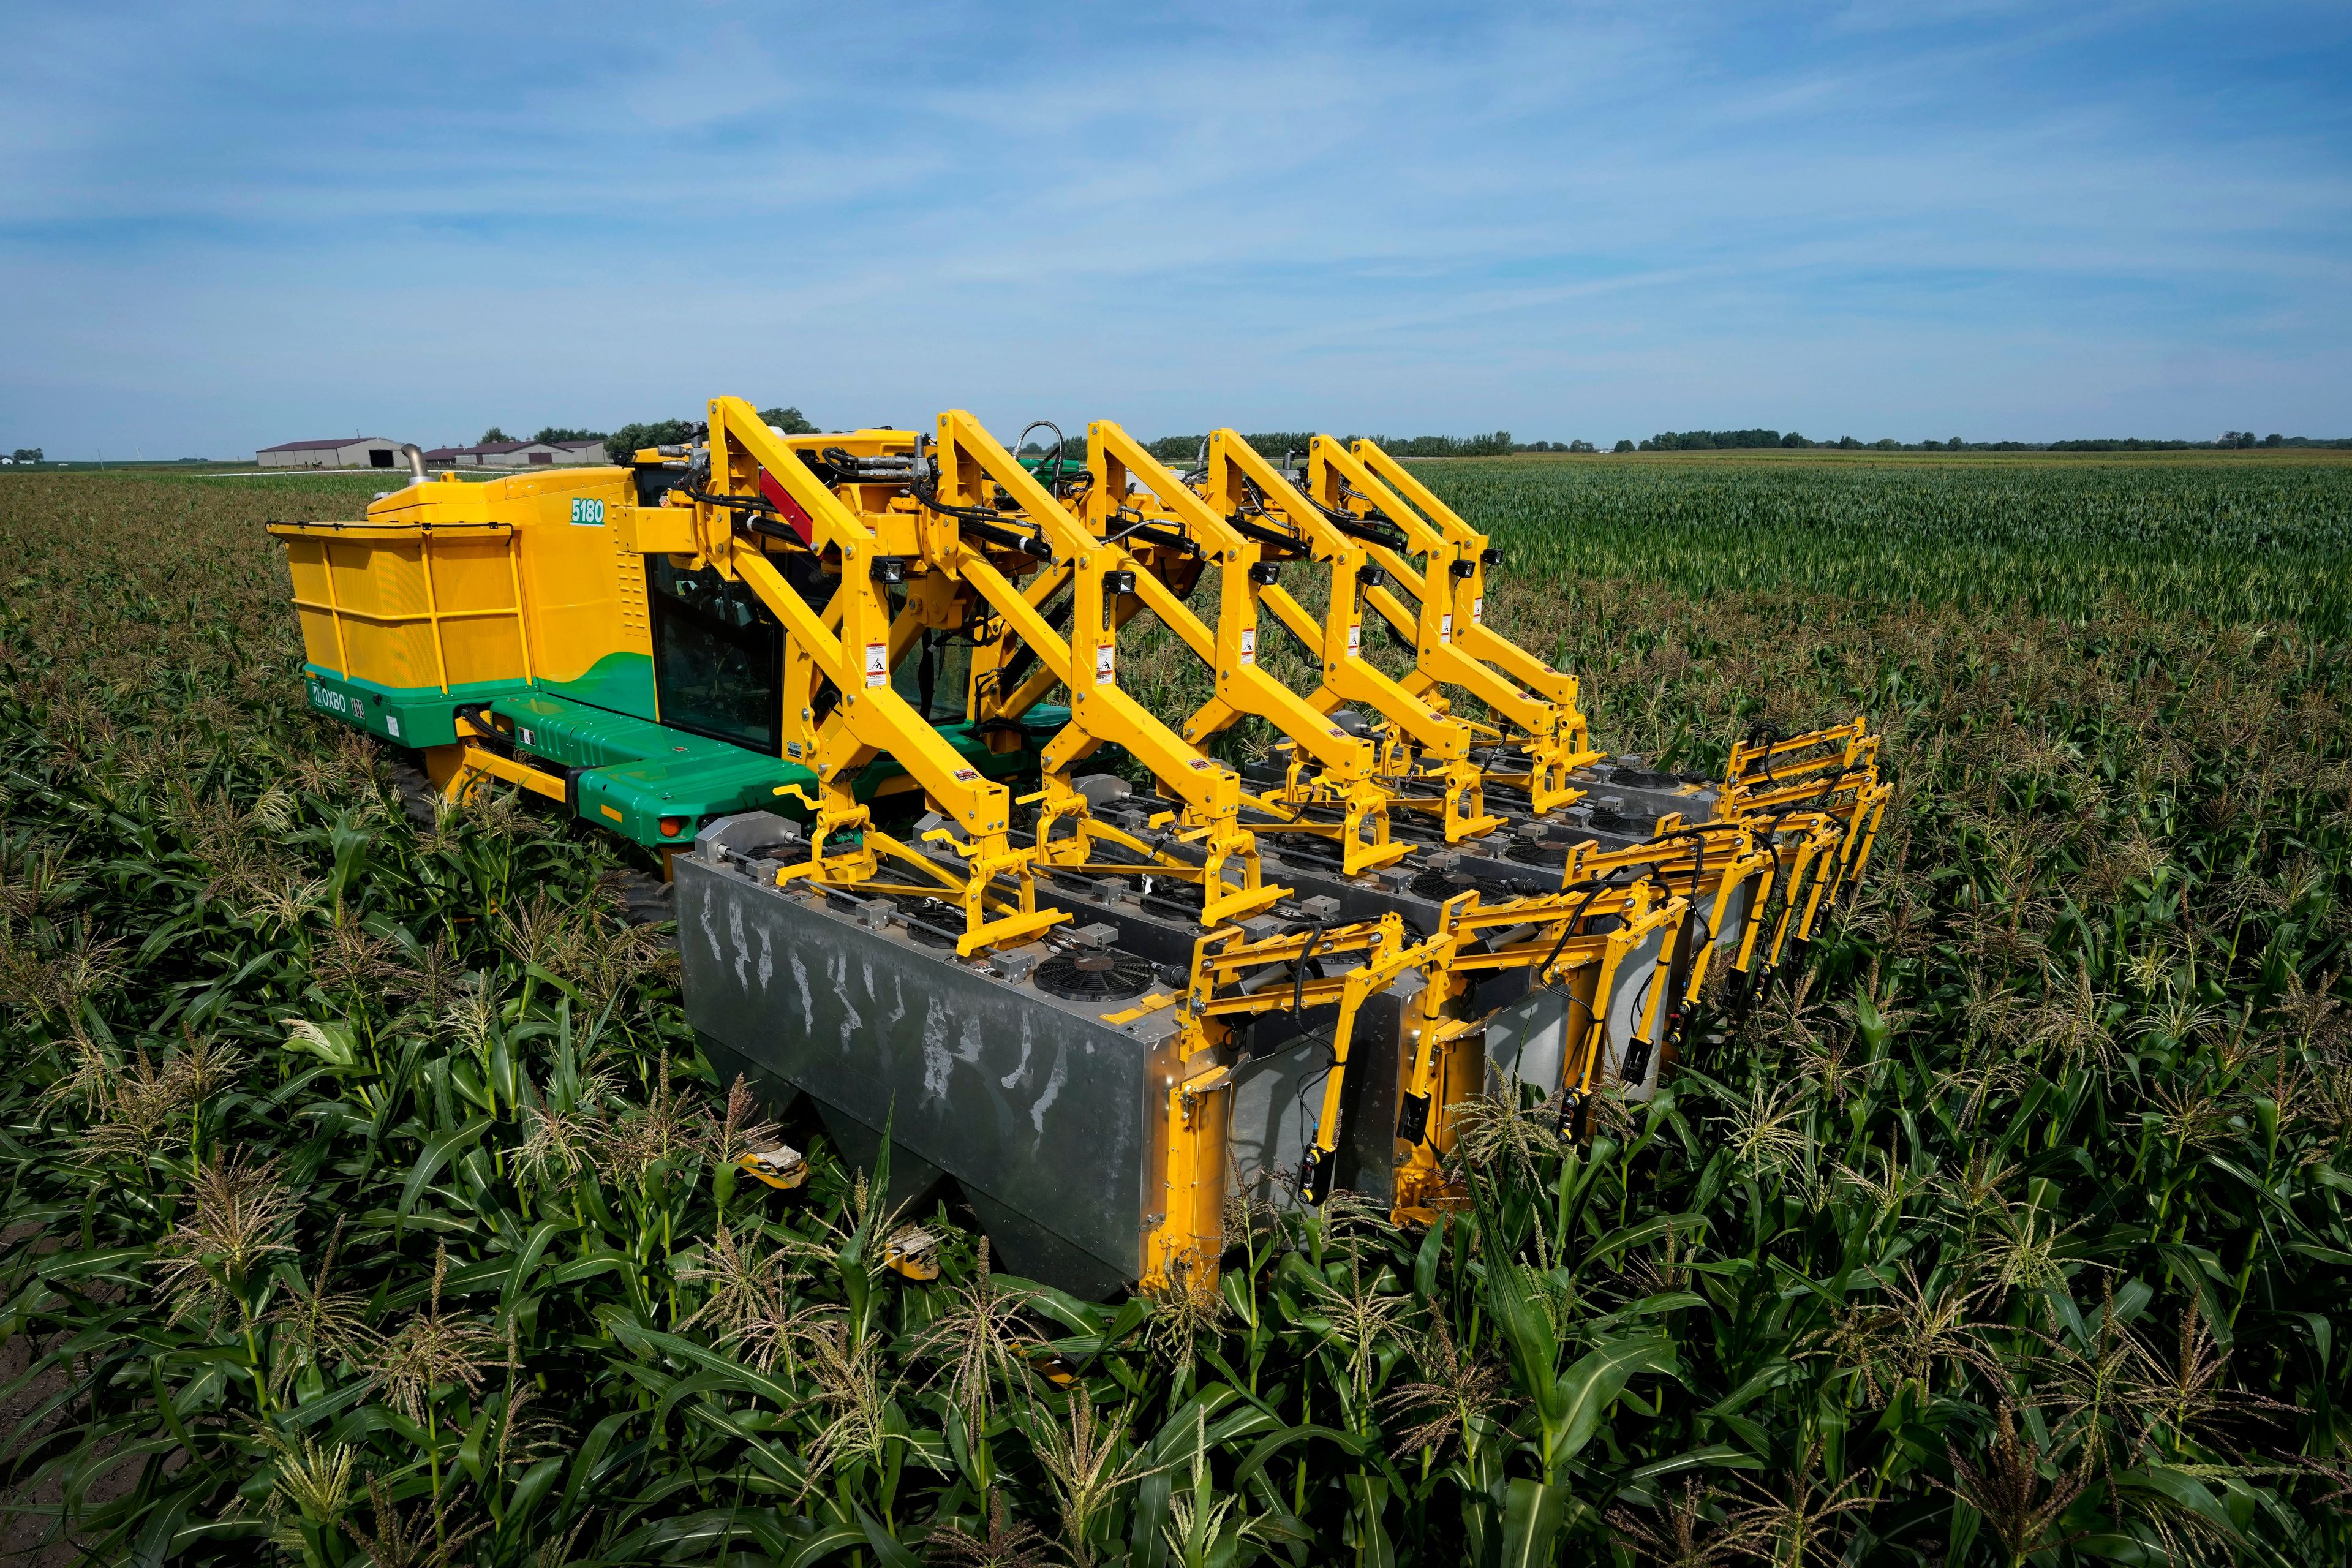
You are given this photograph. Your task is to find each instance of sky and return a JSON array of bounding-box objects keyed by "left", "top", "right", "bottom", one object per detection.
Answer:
[{"left": 2, "top": 1, "right": 2347, "bottom": 459}]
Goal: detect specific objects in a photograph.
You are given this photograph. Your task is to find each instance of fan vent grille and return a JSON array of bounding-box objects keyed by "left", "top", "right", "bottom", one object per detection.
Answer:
[{"left": 1034, "top": 949, "right": 1157, "bottom": 1003}]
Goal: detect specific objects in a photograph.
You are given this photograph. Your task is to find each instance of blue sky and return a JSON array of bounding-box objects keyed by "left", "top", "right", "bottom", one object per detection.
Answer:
[{"left": 2, "top": 2, "right": 2346, "bottom": 458}]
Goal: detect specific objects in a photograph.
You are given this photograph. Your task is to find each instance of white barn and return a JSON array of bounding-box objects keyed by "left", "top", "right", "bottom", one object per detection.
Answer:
[
  {"left": 429, "top": 439, "right": 611, "bottom": 468},
  {"left": 257, "top": 436, "right": 407, "bottom": 469}
]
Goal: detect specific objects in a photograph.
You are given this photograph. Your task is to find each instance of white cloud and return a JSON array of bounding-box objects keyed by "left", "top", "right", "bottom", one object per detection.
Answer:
[{"left": 1, "top": 0, "right": 2347, "bottom": 453}]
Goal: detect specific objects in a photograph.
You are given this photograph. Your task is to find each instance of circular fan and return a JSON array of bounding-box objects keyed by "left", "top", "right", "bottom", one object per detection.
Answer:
[
  {"left": 1610, "top": 767, "right": 1681, "bottom": 790},
  {"left": 1588, "top": 808, "right": 1660, "bottom": 835},
  {"left": 1506, "top": 841, "right": 1571, "bottom": 869},
  {"left": 1034, "top": 948, "right": 1157, "bottom": 1003},
  {"left": 1409, "top": 867, "right": 1466, "bottom": 902},
  {"left": 901, "top": 898, "right": 962, "bottom": 949},
  {"left": 1417, "top": 861, "right": 1559, "bottom": 902}
]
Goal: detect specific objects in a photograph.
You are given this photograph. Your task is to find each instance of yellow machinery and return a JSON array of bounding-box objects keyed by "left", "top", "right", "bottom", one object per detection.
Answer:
[{"left": 273, "top": 398, "right": 1887, "bottom": 1297}]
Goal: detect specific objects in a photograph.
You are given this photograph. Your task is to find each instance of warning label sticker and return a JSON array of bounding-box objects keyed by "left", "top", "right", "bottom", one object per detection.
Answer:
[
  {"left": 953, "top": 767, "right": 979, "bottom": 782},
  {"left": 1095, "top": 646, "right": 1117, "bottom": 687},
  {"left": 1238, "top": 627, "right": 1256, "bottom": 666},
  {"left": 1472, "top": 597, "right": 1484, "bottom": 624},
  {"left": 864, "top": 643, "right": 889, "bottom": 688},
  {"left": 1439, "top": 613, "right": 1454, "bottom": 644},
  {"left": 1346, "top": 622, "right": 1362, "bottom": 658}
]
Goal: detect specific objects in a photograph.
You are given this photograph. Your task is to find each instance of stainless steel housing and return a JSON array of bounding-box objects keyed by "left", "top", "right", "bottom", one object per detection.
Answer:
[{"left": 677, "top": 812, "right": 1447, "bottom": 1297}]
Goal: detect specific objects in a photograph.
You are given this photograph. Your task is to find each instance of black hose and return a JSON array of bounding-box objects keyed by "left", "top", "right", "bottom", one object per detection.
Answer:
[
  {"left": 679, "top": 484, "right": 778, "bottom": 514},
  {"left": 1535, "top": 876, "right": 1620, "bottom": 983},
  {"left": 1104, "top": 519, "right": 1200, "bottom": 556},
  {"left": 1224, "top": 515, "right": 1311, "bottom": 558},
  {"left": 995, "top": 585, "right": 1076, "bottom": 693},
  {"left": 1310, "top": 494, "right": 1406, "bottom": 552},
  {"left": 1016, "top": 421, "right": 1065, "bottom": 475},
  {"left": 964, "top": 518, "right": 1055, "bottom": 560},
  {"left": 1743, "top": 723, "right": 1786, "bottom": 787},
  {"left": 1289, "top": 922, "right": 1324, "bottom": 1019}
]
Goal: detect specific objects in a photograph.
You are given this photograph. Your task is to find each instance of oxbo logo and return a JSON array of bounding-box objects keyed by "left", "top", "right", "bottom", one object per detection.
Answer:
[{"left": 307, "top": 680, "right": 350, "bottom": 715}]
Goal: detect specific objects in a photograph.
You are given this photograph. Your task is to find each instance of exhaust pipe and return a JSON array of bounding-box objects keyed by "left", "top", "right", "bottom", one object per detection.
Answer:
[{"left": 401, "top": 443, "right": 426, "bottom": 486}]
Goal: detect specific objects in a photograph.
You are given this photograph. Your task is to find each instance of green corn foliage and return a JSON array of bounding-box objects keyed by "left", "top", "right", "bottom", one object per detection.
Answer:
[
  {"left": 1422, "top": 451, "right": 2352, "bottom": 638},
  {"left": 0, "top": 462, "right": 2347, "bottom": 1565}
]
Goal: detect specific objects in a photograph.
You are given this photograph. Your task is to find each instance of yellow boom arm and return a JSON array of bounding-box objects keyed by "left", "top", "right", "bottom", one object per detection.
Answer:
[
  {"left": 1083, "top": 421, "right": 1406, "bottom": 876},
  {"left": 1196, "top": 431, "right": 1506, "bottom": 843}
]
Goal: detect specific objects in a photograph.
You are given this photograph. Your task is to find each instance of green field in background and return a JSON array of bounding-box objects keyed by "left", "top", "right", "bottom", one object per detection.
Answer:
[{"left": 1410, "top": 450, "right": 2352, "bottom": 636}]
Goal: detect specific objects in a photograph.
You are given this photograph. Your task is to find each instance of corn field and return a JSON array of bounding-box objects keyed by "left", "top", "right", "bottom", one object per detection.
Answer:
[
  {"left": 1423, "top": 454, "right": 2352, "bottom": 639},
  {"left": 1, "top": 459, "right": 2349, "bottom": 1566}
]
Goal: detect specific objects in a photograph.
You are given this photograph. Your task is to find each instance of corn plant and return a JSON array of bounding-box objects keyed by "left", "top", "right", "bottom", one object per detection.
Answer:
[{"left": 0, "top": 462, "right": 2347, "bottom": 1565}]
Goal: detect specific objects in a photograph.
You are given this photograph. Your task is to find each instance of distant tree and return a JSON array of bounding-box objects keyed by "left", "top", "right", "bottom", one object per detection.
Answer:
[
  {"left": 1019, "top": 435, "right": 1090, "bottom": 464},
  {"left": 1646, "top": 429, "right": 1781, "bottom": 451},
  {"left": 533, "top": 426, "right": 607, "bottom": 444},
  {"left": 1837, "top": 436, "right": 1861, "bottom": 449},
  {"left": 1242, "top": 433, "right": 1322, "bottom": 459},
  {"left": 1362, "top": 431, "right": 1514, "bottom": 458},
  {"left": 1873, "top": 438, "right": 1899, "bottom": 450},
  {"left": 1613, "top": 439, "right": 1635, "bottom": 454},
  {"left": 479, "top": 426, "right": 512, "bottom": 445},
  {"left": 1569, "top": 440, "right": 1597, "bottom": 453},
  {"left": 2264, "top": 432, "right": 2283, "bottom": 447},
  {"left": 759, "top": 407, "right": 818, "bottom": 434},
  {"left": 1780, "top": 431, "right": 1811, "bottom": 448},
  {"left": 10, "top": 447, "right": 40, "bottom": 464},
  {"left": 1947, "top": 437, "right": 1964, "bottom": 450},
  {"left": 603, "top": 419, "right": 699, "bottom": 463}
]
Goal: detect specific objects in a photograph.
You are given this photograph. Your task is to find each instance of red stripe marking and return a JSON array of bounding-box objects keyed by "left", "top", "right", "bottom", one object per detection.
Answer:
[{"left": 756, "top": 469, "right": 815, "bottom": 545}]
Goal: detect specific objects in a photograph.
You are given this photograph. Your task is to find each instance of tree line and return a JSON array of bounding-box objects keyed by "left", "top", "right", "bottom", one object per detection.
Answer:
[
  {"left": 482, "top": 412, "right": 2352, "bottom": 470},
  {"left": 1628, "top": 429, "right": 2352, "bottom": 453}
]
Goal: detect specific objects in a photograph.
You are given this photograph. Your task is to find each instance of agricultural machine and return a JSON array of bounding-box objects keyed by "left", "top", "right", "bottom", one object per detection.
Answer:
[{"left": 271, "top": 400, "right": 1888, "bottom": 1297}]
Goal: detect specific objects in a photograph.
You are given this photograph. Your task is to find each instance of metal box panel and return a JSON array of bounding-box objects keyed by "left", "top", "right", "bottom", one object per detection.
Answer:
[
  {"left": 1227, "top": 979, "right": 1418, "bottom": 1208},
  {"left": 677, "top": 851, "right": 1170, "bottom": 1287},
  {"left": 1475, "top": 925, "right": 1671, "bottom": 1101},
  {"left": 1602, "top": 924, "right": 1672, "bottom": 1098}
]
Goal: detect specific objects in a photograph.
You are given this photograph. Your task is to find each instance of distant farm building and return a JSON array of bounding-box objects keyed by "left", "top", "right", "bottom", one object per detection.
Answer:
[
  {"left": 257, "top": 436, "right": 405, "bottom": 469},
  {"left": 426, "top": 439, "right": 610, "bottom": 469}
]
